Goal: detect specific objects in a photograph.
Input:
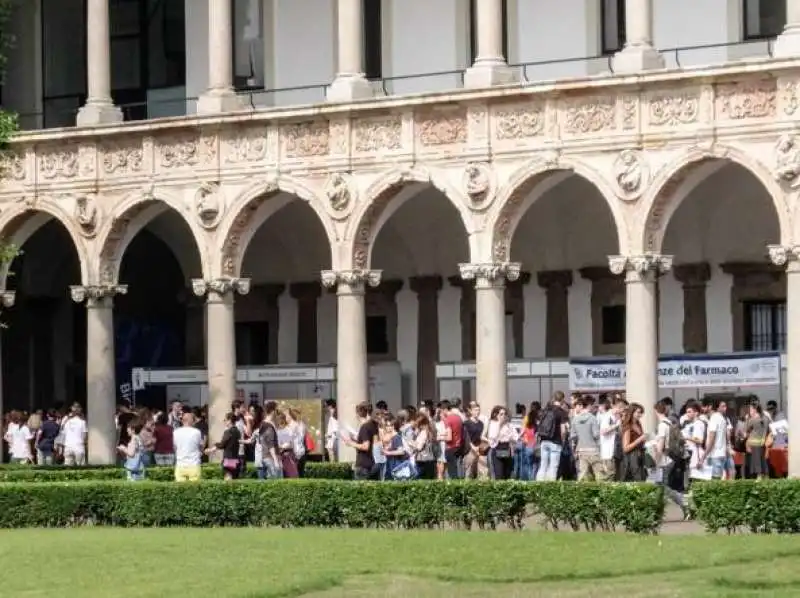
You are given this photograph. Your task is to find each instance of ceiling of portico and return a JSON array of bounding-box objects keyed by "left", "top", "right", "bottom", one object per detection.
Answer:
[
  {"left": 371, "top": 187, "right": 469, "bottom": 279},
  {"left": 10, "top": 220, "right": 80, "bottom": 297},
  {"left": 663, "top": 163, "right": 779, "bottom": 264},
  {"left": 510, "top": 175, "right": 618, "bottom": 272},
  {"left": 136, "top": 210, "right": 204, "bottom": 282}
]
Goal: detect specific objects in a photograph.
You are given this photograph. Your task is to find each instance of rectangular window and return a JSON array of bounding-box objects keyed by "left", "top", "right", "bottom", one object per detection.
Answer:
[
  {"left": 601, "top": 0, "right": 626, "bottom": 55},
  {"left": 366, "top": 315, "right": 389, "bottom": 355},
  {"left": 469, "top": 0, "right": 509, "bottom": 64},
  {"left": 41, "top": 0, "right": 87, "bottom": 128},
  {"left": 601, "top": 305, "right": 626, "bottom": 345},
  {"left": 233, "top": 0, "right": 264, "bottom": 89},
  {"left": 744, "top": 301, "right": 786, "bottom": 352},
  {"left": 235, "top": 321, "right": 271, "bottom": 365},
  {"left": 363, "top": 0, "right": 382, "bottom": 80},
  {"left": 744, "top": 0, "right": 786, "bottom": 40}
]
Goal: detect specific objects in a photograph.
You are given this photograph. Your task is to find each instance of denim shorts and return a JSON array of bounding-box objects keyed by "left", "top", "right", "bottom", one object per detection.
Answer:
[{"left": 709, "top": 456, "right": 727, "bottom": 478}]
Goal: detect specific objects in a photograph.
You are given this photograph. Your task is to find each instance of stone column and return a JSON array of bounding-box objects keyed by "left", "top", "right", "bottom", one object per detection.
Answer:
[
  {"left": 609, "top": 255, "right": 672, "bottom": 434},
  {"left": 321, "top": 269, "right": 381, "bottom": 462},
  {"left": 673, "top": 263, "right": 711, "bottom": 354},
  {"left": 76, "top": 0, "right": 123, "bottom": 125},
  {"left": 464, "top": 0, "right": 516, "bottom": 88},
  {"left": 327, "top": 0, "right": 374, "bottom": 101},
  {"left": 0, "top": 291, "right": 14, "bottom": 462},
  {"left": 459, "top": 262, "right": 520, "bottom": 409},
  {"left": 290, "top": 282, "right": 322, "bottom": 363},
  {"left": 69, "top": 284, "right": 127, "bottom": 464},
  {"left": 410, "top": 276, "right": 443, "bottom": 403},
  {"left": 769, "top": 246, "right": 800, "bottom": 477},
  {"left": 612, "top": 0, "right": 664, "bottom": 74},
  {"left": 263, "top": 284, "right": 285, "bottom": 364},
  {"left": 537, "top": 270, "right": 573, "bottom": 358},
  {"left": 775, "top": 0, "right": 800, "bottom": 57},
  {"left": 197, "top": 0, "right": 243, "bottom": 114},
  {"left": 191, "top": 278, "right": 250, "bottom": 449},
  {"left": 449, "top": 276, "right": 476, "bottom": 402}
]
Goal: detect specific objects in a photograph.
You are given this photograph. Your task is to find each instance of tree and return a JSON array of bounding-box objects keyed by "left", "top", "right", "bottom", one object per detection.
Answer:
[{"left": 0, "top": 0, "right": 19, "bottom": 289}]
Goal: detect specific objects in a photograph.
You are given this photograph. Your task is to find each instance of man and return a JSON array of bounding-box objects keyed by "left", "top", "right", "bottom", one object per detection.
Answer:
[
  {"left": 341, "top": 401, "right": 378, "bottom": 480},
  {"left": 173, "top": 412, "right": 204, "bottom": 482},
  {"left": 536, "top": 394, "right": 568, "bottom": 481},
  {"left": 442, "top": 400, "right": 465, "bottom": 480},
  {"left": 569, "top": 397, "right": 601, "bottom": 481},
  {"left": 704, "top": 398, "right": 729, "bottom": 480},
  {"left": 61, "top": 404, "right": 87, "bottom": 466},
  {"left": 259, "top": 401, "right": 282, "bottom": 479}
]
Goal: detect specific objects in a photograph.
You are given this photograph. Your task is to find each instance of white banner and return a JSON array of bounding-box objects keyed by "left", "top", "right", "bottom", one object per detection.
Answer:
[{"left": 569, "top": 353, "right": 781, "bottom": 391}]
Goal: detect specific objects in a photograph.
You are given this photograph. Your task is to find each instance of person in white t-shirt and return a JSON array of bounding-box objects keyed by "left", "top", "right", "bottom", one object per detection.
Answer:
[
  {"left": 704, "top": 399, "right": 729, "bottom": 480},
  {"left": 653, "top": 402, "right": 685, "bottom": 511},
  {"left": 682, "top": 401, "right": 711, "bottom": 483},
  {"left": 597, "top": 398, "right": 620, "bottom": 481},
  {"left": 173, "top": 412, "right": 204, "bottom": 482},
  {"left": 4, "top": 412, "right": 33, "bottom": 463},
  {"left": 61, "top": 405, "right": 87, "bottom": 466}
]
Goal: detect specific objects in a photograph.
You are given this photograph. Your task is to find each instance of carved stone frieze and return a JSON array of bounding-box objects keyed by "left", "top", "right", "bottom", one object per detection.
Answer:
[
  {"left": 320, "top": 269, "right": 382, "bottom": 290},
  {"left": 768, "top": 245, "right": 800, "bottom": 271},
  {"left": 458, "top": 262, "right": 521, "bottom": 287},
  {"left": 0, "top": 149, "right": 26, "bottom": 182},
  {"left": 74, "top": 193, "right": 100, "bottom": 237},
  {"left": 192, "top": 277, "right": 251, "bottom": 298},
  {"left": 782, "top": 79, "right": 800, "bottom": 116},
  {"left": 38, "top": 145, "right": 81, "bottom": 180},
  {"left": 608, "top": 254, "right": 673, "bottom": 282},
  {"left": 101, "top": 138, "right": 144, "bottom": 175},
  {"left": 70, "top": 284, "right": 128, "bottom": 304},
  {"left": 715, "top": 79, "right": 776, "bottom": 121},
  {"left": 493, "top": 103, "right": 545, "bottom": 140},
  {"left": 354, "top": 116, "right": 402, "bottom": 152},
  {"left": 647, "top": 91, "right": 701, "bottom": 128},
  {"left": 561, "top": 96, "right": 616, "bottom": 135},
  {"left": 281, "top": 121, "right": 330, "bottom": 158},
  {"left": 774, "top": 133, "right": 800, "bottom": 187},
  {"left": 222, "top": 126, "right": 270, "bottom": 164},
  {"left": 157, "top": 132, "right": 216, "bottom": 170},
  {"left": 195, "top": 181, "right": 224, "bottom": 229},
  {"left": 416, "top": 109, "right": 467, "bottom": 146},
  {"left": 613, "top": 149, "right": 648, "bottom": 201}
]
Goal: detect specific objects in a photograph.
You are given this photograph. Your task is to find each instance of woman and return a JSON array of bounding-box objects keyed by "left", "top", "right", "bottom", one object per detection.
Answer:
[
  {"left": 519, "top": 404, "right": 539, "bottom": 481},
  {"left": 4, "top": 411, "right": 33, "bottom": 464},
  {"left": 205, "top": 412, "right": 242, "bottom": 481},
  {"left": 745, "top": 402, "right": 771, "bottom": 480},
  {"left": 486, "top": 406, "right": 517, "bottom": 480},
  {"left": 619, "top": 403, "right": 647, "bottom": 482},
  {"left": 138, "top": 409, "right": 156, "bottom": 467},
  {"left": 152, "top": 412, "right": 175, "bottom": 467},
  {"left": 117, "top": 419, "right": 146, "bottom": 481},
  {"left": 276, "top": 412, "right": 299, "bottom": 478},
  {"left": 411, "top": 412, "right": 438, "bottom": 480},
  {"left": 286, "top": 408, "right": 308, "bottom": 477},
  {"left": 382, "top": 416, "right": 412, "bottom": 480}
]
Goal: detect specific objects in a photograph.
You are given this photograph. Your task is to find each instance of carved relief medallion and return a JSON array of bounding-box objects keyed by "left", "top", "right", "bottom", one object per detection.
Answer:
[
  {"left": 324, "top": 172, "right": 354, "bottom": 218},
  {"left": 612, "top": 149, "right": 648, "bottom": 201},
  {"left": 195, "top": 182, "right": 224, "bottom": 229},
  {"left": 462, "top": 163, "right": 495, "bottom": 211},
  {"left": 74, "top": 193, "right": 99, "bottom": 237},
  {"left": 775, "top": 134, "right": 800, "bottom": 188}
]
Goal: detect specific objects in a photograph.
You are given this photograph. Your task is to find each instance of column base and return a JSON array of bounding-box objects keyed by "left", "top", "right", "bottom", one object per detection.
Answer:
[
  {"left": 463, "top": 61, "right": 517, "bottom": 89},
  {"left": 196, "top": 89, "right": 245, "bottom": 115},
  {"left": 612, "top": 44, "right": 665, "bottom": 74},
  {"left": 774, "top": 27, "right": 800, "bottom": 58},
  {"left": 76, "top": 101, "right": 123, "bottom": 127},
  {"left": 326, "top": 75, "right": 376, "bottom": 102}
]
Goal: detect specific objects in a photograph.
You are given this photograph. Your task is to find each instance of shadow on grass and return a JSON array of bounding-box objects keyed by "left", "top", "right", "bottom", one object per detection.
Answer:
[{"left": 713, "top": 578, "right": 800, "bottom": 591}]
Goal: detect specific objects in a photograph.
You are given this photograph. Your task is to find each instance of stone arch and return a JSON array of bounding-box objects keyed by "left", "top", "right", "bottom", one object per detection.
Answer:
[
  {"left": 640, "top": 144, "right": 790, "bottom": 253},
  {"left": 489, "top": 155, "right": 628, "bottom": 262},
  {"left": 346, "top": 165, "right": 474, "bottom": 270},
  {"left": 95, "top": 187, "right": 207, "bottom": 285},
  {"left": 0, "top": 198, "right": 90, "bottom": 288},
  {"left": 216, "top": 174, "right": 335, "bottom": 278}
]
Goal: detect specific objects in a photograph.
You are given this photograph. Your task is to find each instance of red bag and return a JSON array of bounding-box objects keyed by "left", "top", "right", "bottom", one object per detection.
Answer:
[
  {"left": 522, "top": 427, "right": 536, "bottom": 449},
  {"left": 304, "top": 431, "right": 316, "bottom": 453}
]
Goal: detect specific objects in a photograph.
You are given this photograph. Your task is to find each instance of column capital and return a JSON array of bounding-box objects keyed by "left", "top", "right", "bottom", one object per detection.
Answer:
[
  {"left": 768, "top": 245, "right": 800, "bottom": 272},
  {"left": 609, "top": 254, "right": 673, "bottom": 282},
  {"left": 410, "top": 275, "right": 443, "bottom": 295},
  {"left": 289, "top": 281, "right": 322, "bottom": 300},
  {"left": 70, "top": 284, "right": 128, "bottom": 305},
  {"left": 673, "top": 262, "right": 711, "bottom": 286},
  {"left": 192, "top": 278, "right": 251, "bottom": 300},
  {"left": 321, "top": 269, "right": 382, "bottom": 293},
  {"left": 459, "top": 262, "right": 521, "bottom": 288},
  {"left": 0, "top": 290, "right": 14, "bottom": 308},
  {"left": 537, "top": 269, "right": 573, "bottom": 289}
]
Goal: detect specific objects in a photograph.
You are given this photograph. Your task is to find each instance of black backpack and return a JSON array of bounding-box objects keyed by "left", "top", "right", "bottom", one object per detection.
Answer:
[
  {"left": 537, "top": 408, "right": 557, "bottom": 442},
  {"left": 664, "top": 420, "right": 686, "bottom": 461}
]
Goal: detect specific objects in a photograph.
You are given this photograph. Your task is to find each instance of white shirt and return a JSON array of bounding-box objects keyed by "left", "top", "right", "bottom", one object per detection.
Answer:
[
  {"left": 597, "top": 411, "right": 617, "bottom": 460},
  {"left": 654, "top": 418, "right": 672, "bottom": 469},
  {"left": 6, "top": 423, "right": 32, "bottom": 460},
  {"left": 325, "top": 415, "right": 339, "bottom": 451},
  {"left": 707, "top": 412, "right": 728, "bottom": 459},
  {"left": 173, "top": 426, "right": 203, "bottom": 467},
  {"left": 770, "top": 418, "right": 789, "bottom": 449},
  {"left": 61, "top": 416, "right": 86, "bottom": 452},
  {"left": 435, "top": 421, "right": 446, "bottom": 457},
  {"left": 684, "top": 419, "right": 712, "bottom": 480},
  {"left": 487, "top": 420, "right": 518, "bottom": 447}
]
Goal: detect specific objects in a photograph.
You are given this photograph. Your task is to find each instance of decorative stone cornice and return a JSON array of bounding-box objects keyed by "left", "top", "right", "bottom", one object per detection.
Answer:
[
  {"left": 459, "top": 262, "right": 521, "bottom": 286},
  {"left": 70, "top": 284, "right": 128, "bottom": 304},
  {"left": 191, "top": 278, "right": 251, "bottom": 298},
  {"left": 768, "top": 244, "right": 800, "bottom": 269},
  {"left": 320, "top": 269, "right": 382, "bottom": 291},
  {"left": 537, "top": 270, "right": 574, "bottom": 289},
  {"left": 608, "top": 254, "right": 673, "bottom": 282},
  {"left": 673, "top": 262, "right": 712, "bottom": 286}
]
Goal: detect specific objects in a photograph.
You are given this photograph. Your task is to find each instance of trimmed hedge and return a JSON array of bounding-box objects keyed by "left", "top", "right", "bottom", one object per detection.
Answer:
[
  {"left": 0, "top": 462, "right": 353, "bottom": 482},
  {"left": 692, "top": 480, "right": 800, "bottom": 534},
  {"left": 0, "top": 480, "right": 664, "bottom": 533}
]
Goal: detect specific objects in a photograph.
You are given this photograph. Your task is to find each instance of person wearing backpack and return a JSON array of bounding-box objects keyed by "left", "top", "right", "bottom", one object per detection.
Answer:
[
  {"left": 535, "top": 395, "right": 567, "bottom": 481},
  {"left": 654, "top": 402, "right": 687, "bottom": 515}
]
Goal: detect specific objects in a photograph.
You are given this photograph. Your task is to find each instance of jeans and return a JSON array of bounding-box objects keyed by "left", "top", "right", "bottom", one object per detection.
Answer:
[
  {"left": 257, "top": 460, "right": 282, "bottom": 480},
  {"left": 536, "top": 441, "right": 562, "bottom": 481},
  {"left": 445, "top": 451, "right": 462, "bottom": 480},
  {"left": 709, "top": 456, "right": 727, "bottom": 479},
  {"left": 517, "top": 445, "right": 537, "bottom": 481},
  {"left": 37, "top": 449, "right": 54, "bottom": 465}
]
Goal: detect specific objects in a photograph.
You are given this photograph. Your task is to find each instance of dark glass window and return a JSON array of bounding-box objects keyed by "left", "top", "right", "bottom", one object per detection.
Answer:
[
  {"left": 469, "top": 0, "right": 509, "bottom": 64},
  {"left": 744, "top": 301, "right": 786, "bottom": 352},
  {"left": 601, "top": 0, "right": 626, "bottom": 55},
  {"left": 366, "top": 315, "right": 389, "bottom": 355},
  {"left": 743, "top": 0, "right": 786, "bottom": 40},
  {"left": 235, "top": 321, "right": 271, "bottom": 365},
  {"left": 601, "top": 305, "right": 626, "bottom": 345},
  {"left": 363, "top": 0, "right": 382, "bottom": 79}
]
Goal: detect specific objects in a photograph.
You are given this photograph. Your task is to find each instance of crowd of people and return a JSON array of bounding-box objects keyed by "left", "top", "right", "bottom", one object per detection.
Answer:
[{"left": 2, "top": 392, "right": 790, "bottom": 503}]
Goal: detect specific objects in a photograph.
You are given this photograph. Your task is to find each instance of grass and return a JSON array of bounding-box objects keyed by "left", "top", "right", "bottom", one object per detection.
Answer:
[{"left": 1, "top": 528, "right": 800, "bottom": 597}]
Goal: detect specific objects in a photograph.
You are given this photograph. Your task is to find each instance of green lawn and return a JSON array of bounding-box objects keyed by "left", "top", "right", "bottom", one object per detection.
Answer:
[{"left": 1, "top": 528, "right": 799, "bottom": 597}]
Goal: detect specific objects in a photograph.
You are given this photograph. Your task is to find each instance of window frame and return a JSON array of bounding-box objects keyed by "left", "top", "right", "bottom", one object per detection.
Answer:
[
  {"left": 743, "top": 0, "right": 787, "bottom": 41},
  {"left": 469, "top": 0, "right": 509, "bottom": 65},
  {"left": 600, "top": 0, "right": 626, "bottom": 56},
  {"left": 362, "top": 0, "right": 383, "bottom": 80},
  {"left": 743, "top": 300, "right": 787, "bottom": 352}
]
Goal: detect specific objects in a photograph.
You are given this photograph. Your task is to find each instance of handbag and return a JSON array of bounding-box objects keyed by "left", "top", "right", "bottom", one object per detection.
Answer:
[
  {"left": 494, "top": 442, "right": 512, "bottom": 459},
  {"left": 222, "top": 457, "right": 239, "bottom": 470},
  {"left": 391, "top": 459, "right": 418, "bottom": 480},
  {"left": 477, "top": 440, "right": 490, "bottom": 456}
]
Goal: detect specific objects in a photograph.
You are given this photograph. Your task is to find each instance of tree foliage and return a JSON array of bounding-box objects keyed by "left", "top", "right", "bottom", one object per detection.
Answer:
[{"left": 0, "top": 0, "right": 19, "bottom": 290}]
